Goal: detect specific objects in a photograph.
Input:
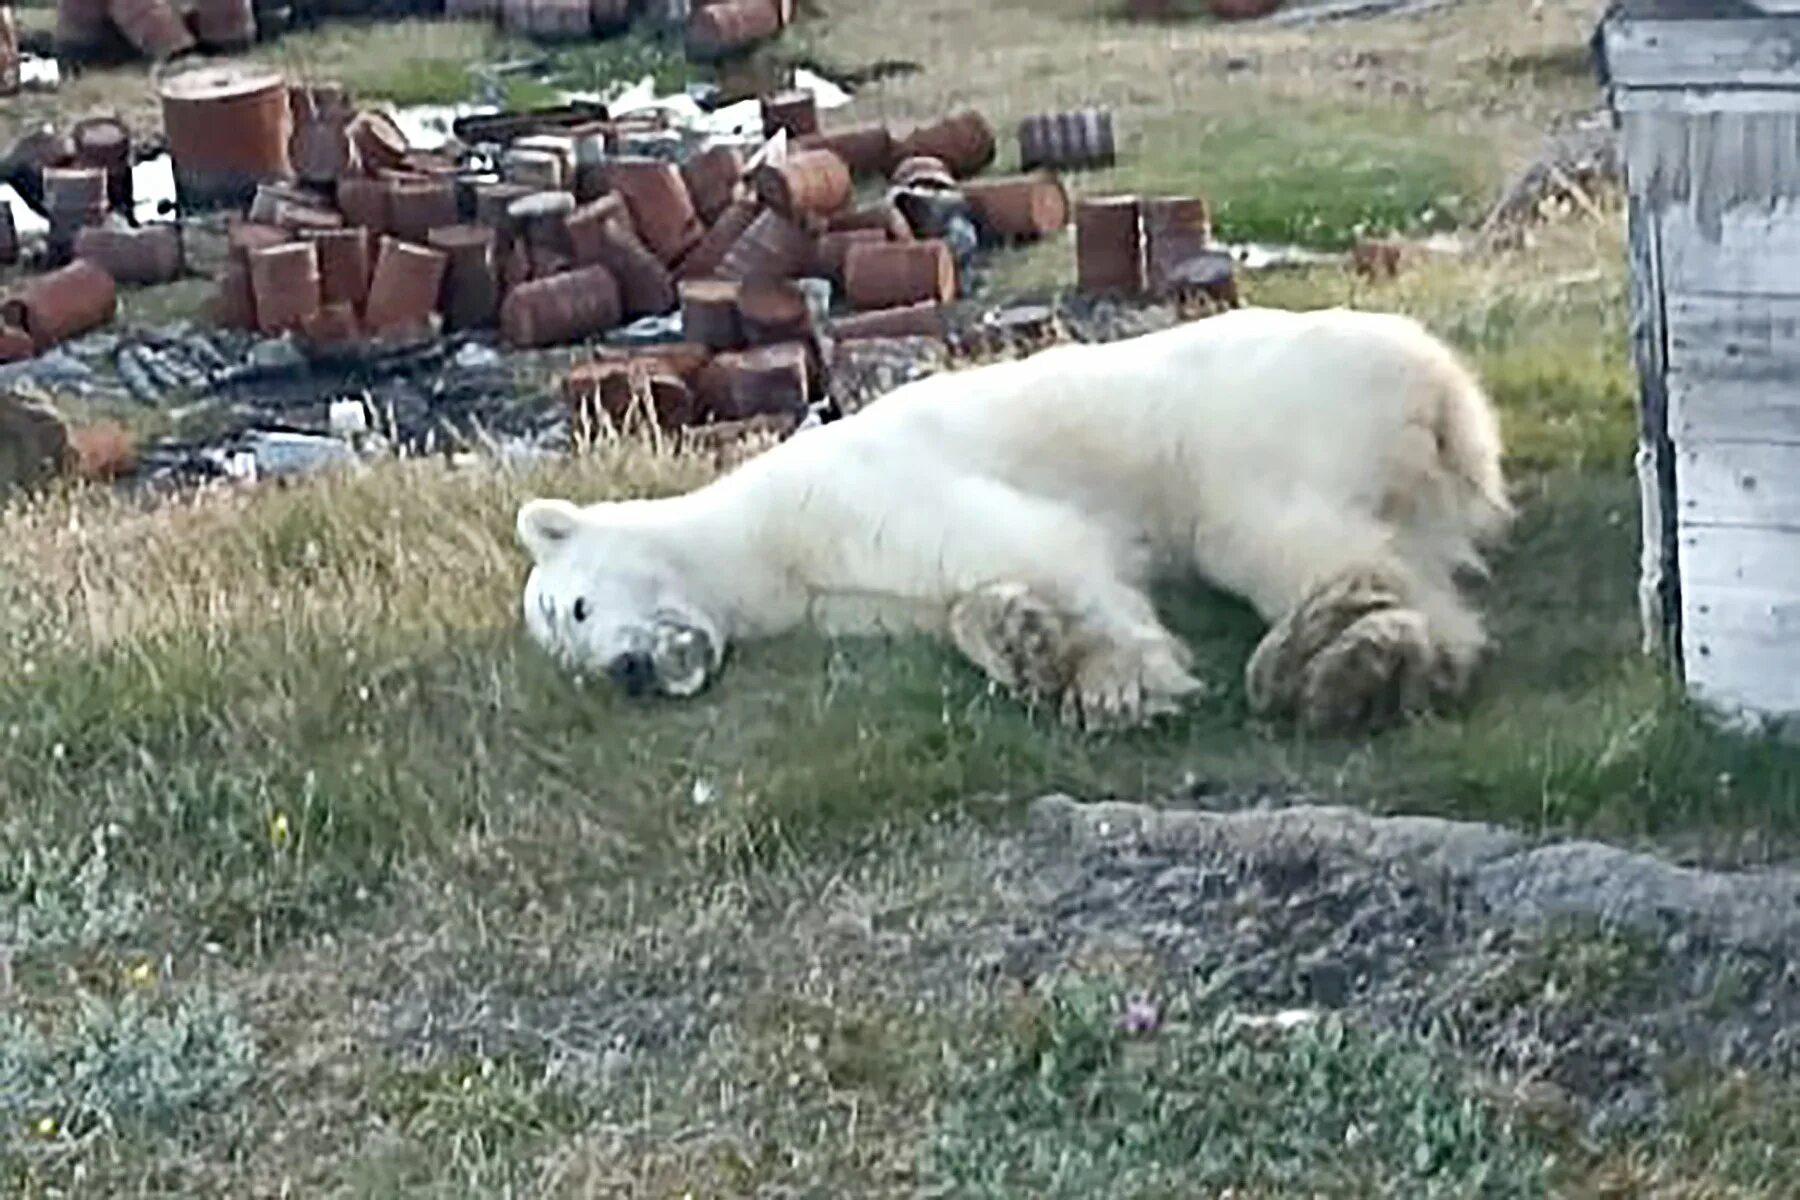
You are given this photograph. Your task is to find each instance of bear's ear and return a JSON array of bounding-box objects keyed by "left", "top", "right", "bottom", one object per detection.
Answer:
[{"left": 516, "top": 498, "right": 584, "bottom": 562}]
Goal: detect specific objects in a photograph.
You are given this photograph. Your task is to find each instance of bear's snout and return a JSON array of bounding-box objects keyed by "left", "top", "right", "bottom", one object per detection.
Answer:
[{"left": 607, "top": 651, "right": 657, "bottom": 698}]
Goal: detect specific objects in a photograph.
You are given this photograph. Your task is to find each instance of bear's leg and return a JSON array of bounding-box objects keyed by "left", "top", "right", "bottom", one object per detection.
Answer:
[
  {"left": 1192, "top": 502, "right": 1487, "bottom": 733},
  {"left": 948, "top": 578, "right": 1202, "bottom": 731}
]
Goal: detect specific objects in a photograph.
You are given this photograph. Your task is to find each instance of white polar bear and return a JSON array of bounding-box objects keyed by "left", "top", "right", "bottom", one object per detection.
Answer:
[{"left": 515, "top": 305, "right": 1513, "bottom": 733}]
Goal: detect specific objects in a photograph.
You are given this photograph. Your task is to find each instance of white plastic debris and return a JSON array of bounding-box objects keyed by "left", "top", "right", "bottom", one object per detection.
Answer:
[
  {"left": 328, "top": 398, "right": 370, "bottom": 439},
  {"left": 245, "top": 431, "right": 355, "bottom": 479},
  {"left": 793, "top": 67, "right": 852, "bottom": 110}
]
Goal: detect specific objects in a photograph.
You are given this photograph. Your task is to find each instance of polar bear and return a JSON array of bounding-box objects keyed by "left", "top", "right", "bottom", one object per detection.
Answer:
[{"left": 515, "top": 306, "right": 1512, "bottom": 733}]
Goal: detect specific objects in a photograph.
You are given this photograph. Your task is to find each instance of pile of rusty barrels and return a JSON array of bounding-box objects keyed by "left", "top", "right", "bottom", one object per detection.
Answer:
[
  {"left": 443, "top": 0, "right": 794, "bottom": 61},
  {"left": 54, "top": 0, "right": 255, "bottom": 63}
]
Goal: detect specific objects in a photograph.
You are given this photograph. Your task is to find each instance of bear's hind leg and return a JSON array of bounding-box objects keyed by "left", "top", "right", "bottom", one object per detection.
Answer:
[{"left": 948, "top": 579, "right": 1203, "bottom": 731}]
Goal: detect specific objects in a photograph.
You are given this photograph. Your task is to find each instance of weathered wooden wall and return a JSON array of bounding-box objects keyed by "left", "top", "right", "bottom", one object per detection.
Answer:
[{"left": 1605, "top": 15, "right": 1800, "bottom": 728}]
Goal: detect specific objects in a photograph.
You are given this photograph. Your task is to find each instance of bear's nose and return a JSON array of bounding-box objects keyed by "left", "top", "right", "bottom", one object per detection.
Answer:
[{"left": 606, "top": 651, "right": 656, "bottom": 698}]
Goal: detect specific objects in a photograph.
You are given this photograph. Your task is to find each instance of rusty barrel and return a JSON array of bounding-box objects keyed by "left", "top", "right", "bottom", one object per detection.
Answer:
[
  {"left": 193, "top": 0, "right": 255, "bottom": 49},
  {"left": 300, "top": 302, "right": 361, "bottom": 349},
  {"left": 812, "top": 228, "right": 885, "bottom": 291},
  {"left": 891, "top": 155, "right": 954, "bottom": 192},
  {"left": 0, "top": 323, "right": 33, "bottom": 363},
  {"left": 336, "top": 176, "right": 391, "bottom": 232},
  {"left": 829, "top": 202, "right": 914, "bottom": 241},
  {"left": 0, "top": 203, "right": 16, "bottom": 265},
  {"left": 1143, "top": 195, "right": 1212, "bottom": 293},
  {"left": 109, "top": 0, "right": 195, "bottom": 60},
  {"left": 677, "top": 197, "right": 759, "bottom": 281},
  {"left": 503, "top": 0, "right": 589, "bottom": 39},
  {"left": 843, "top": 239, "right": 955, "bottom": 310},
  {"left": 247, "top": 241, "right": 320, "bottom": 333},
  {"left": 761, "top": 89, "right": 818, "bottom": 138},
  {"left": 562, "top": 195, "right": 630, "bottom": 260},
  {"left": 752, "top": 148, "right": 851, "bottom": 220},
  {"left": 55, "top": 0, "right": 116, "bottom": 60},
  {"left": 565, "top": 360, "right": 695, "bottom": 434},
  {"left": 158, "top": 60, "right": 293, "bottom": 211},
  {"left": 1075, "top": 196, "right": 1144, "bottom": 295},
  {"left": 428, "top": 225, "right": 500, "bottom": 331},
  {"left": 736, "top": 277, "right": 812, "bottom": 345},
  {"left": 365, "top": 236, "right": 448, "bottom": 335},
  {"left": 213, "top": 261, "right": 256, "bottom": 328},
  {"left": 71, "top": 118, "right": 133, "bottom": 215},
  {"left": 1018, "top": 109, "right": 1115, "bottom": 172},
  {"left": 590, "top": 0, "right": 630, "bottom": 32},
  {"left": 42, "top": 166, "right": 107, "bottom": 259},
  {"left": 347, "top": 110, "right": 409, "bottom": 174},
  {"left": 896, "top": 110, "right": 995, "bottom": 178},
  {"left": 702, "top": 343, "right": 809, "bottom": 421},
  {"left": 387, "top": 176, "right": 458, "bottom": 243},
  {"left": 500, "top": 264, "right": 623, "bottom": 348},
  {"left": 680, "top": 144, "right": 744, "bottom": 225},
  {"left": 678, "top": 279, "right": 743, "bottom": 350},
  {"left": 602, "top": 158, "right": 703, "bottom": 265},
  {"left": 685, "top": 0, "right": 780, "bottom": 61},
  {"left": 962, "top": 173, "right": 1070, "bottom": 241},
  {"left": 796, "top": 124, "right": 895, "bottom": 178},
  {"left": 575, "top": 218, "right": 676, "bottom": 319},
  {"left": 716, "top": 209, "right": 814, "bottom": 282},
  {"left": 3, "top": 259, "right": 117, "bottom": 351},
  {"left": 72, "top": 223, "right": 182, "bottom": 285},
  {"left": 829, "top": 301, "right": 946, "bottom": 342},
  {"left": 301, "top": 226, "right": 371, "bottom": 308}
]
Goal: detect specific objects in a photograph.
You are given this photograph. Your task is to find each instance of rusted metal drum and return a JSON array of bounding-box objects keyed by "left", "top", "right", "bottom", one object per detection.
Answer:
[
  {"left": 474, "top": 180, "right": 536, "bottom": 231},
  {"left": 248, "top": 241, "right": 320, "bottom": 333},
  {"left": 676, "top": 197, "right": 759, "bottom": 281},
  {"left": 962, "top": 173, "right": 1070, "bottom": 241},
  {"left": 843, "top": 239, "right": 955, "bottom": 310},
  {"left": 686, "top": 0, "right": 780, "bottom": 61},
  {"left": 0, "top": 323, "right": 34, "bottom": 363},
  {"left": 250, "top": 183, "right": 342, "bottom": 232},
  {"left": 0, "top": 203, "right": 17, "bottom": 266},
  {"left": 55, "top": 0, "right": 116, "bottom": 61},
  {"left": 562, "top": 194, "right": 631, "bottom": 260},
  {"left": 301, "top": 226, "right": 371, "bottom": 308},
  {"left": 736, "top": 277, "right": 812, "bottom": 345},
  {"left": 346, "top": 110, "right": 409, "bottom": 174},
  {"left": 158, "top": 60, "right": 293, "bottom": 210},
  {"left": 702, "top": 343, "right": 810, "bottom": 421},
  {"left": 500, "top": 264, "right": 623, "bottom": 348},
  {"left": 213, "top": 262, "right": 257, "bottom": 329},
  {"left": 428, "top": 225, "right": 499, "bottom": 331},
  {"left": 300, "top": 302, "right": 361, "bottom": 349},
  {"left": 795, "top": 124, "right": 895, "bottom": 178},
  {"left": 335, "top": 176, "right": 390, "bottom": 231},
  {"left": 364, "top": 236, "right": 447, "bottom": 335},
  {"left": 761, "top": 89, "right": 818, "bottom": 139},
  {"left": 1075, "top": 196, "right": 1144, "bottom": 295},
  {"left": 500, "top": 147, "right": 565, "bottom": 192},
  {"left": 387, "top": 177, "right": 458, "bottom": 243},
  {"left": 590, "top": 0, "right": 630, "bottom": 32},
  {"left": 71, "top": 118, "right": 133, "bottom": 215},
  {"left": 812, "top": 228, "right": 885, "bottom": 291},
  {"left": 503, "top": 0, "right": 589, "bottom": 39},
  {"left": 193, "top": 0, "right": 255, "bottom": 49},
  {"left": 829, "top": 301, "right": 946, "bottom": 342},
  {"left": 829, "top": 202, "right": 913, "bottom": 241},
  {"left": 578, "top": 221, "right": 676, "bottom": 319},
  {"left": 603, "top": 158, "right": 703, "bottom": 265},
  {"left": 109, "top": 0, "right": 196, "bottom": 60},
  {"left": 226, "top": 218, "right": 290, "bottom": 267},
  {"left": 716, "top": 209, "right": 814, "bottom": 282},
  {"left": 565, "top": 360, "right": 695, "bottom": 434},
  {"left": 752, "top": 148, "right": 851, "bottom": 220},
  {"left": 679, "top": 279, "right": 743, "bottom": 350},
  {"left": 895, "top": 110, "right": 995, "bottom": 179},
  {"left": 1143, "top": 195, "right": 1212, "bottom": 293},
  {"left": 2, "top": 259, "right": 117, "bottom": 352},
  {"left": 72, "top": 223, "right": 182, "bottom": 285},
  {"left": 1018, "top": 109, "right": 1115, "bottom": 173},
  {"left": 680, "top": 144, "right": 744, "bottom": 225},
  {"left": 42, "top": 166, "right": 108, "bottom": 260}
]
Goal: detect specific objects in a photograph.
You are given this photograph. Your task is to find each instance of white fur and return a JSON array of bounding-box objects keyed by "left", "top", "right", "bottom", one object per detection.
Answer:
[{"left": 517, "top": 306, "right": 1511, "bottom": 726}]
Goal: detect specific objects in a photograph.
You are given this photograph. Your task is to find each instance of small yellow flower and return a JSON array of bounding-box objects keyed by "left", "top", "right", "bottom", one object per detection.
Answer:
[
  {"left": 33, "top": 1116, "right": 55, "bottom": 1139},
  {"left": 125, "top": 961, "right": 154, "bottom": 987},
  {"left": 269, "top": 812, "right": 291, "bottom": 848}
]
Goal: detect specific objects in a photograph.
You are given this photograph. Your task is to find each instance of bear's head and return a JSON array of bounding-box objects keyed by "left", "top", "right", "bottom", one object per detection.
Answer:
[{"left": 514, "top": 497, "right": 725, "bottom": 700}]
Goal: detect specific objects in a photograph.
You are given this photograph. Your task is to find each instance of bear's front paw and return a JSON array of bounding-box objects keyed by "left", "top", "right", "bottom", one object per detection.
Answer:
[
  {"left": 1060, "top": 640, "right": 1204, "bottom": 733},
  {"left": 948, "top": 581, "right": 1076, "bottom": 702}
]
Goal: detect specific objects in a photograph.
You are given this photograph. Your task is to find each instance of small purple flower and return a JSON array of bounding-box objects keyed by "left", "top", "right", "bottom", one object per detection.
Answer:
[{"left": 1120, "top": 996, "right": 1160, "bottom": 1036}]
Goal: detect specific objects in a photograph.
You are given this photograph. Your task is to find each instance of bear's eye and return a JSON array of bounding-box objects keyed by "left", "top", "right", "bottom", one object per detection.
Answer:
[{"left": 572, "top": 598, "right": 589, "bottom": 623}]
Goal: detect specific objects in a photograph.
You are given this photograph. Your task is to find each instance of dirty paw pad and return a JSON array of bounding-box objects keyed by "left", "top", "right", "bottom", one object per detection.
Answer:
[
  {"left": 1297, "top": 607, "right": 1442, "bottom": 734},
  {"left": 948, "top": 582, "right": 1076, "bottom": 701},
  {"left": 1246, "top": 567, "right": 1409, "bottom": 720}
]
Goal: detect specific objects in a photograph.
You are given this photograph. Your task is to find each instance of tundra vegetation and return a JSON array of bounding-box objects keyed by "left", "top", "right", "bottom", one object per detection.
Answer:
[{"left": 3, "top": 0, "right": 1800, "bottom": 1194}]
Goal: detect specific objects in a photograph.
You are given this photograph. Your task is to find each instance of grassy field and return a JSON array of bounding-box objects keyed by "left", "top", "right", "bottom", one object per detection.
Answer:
[{"left": 6, "top": 0, "right": 1800, "bottom": 1194}]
